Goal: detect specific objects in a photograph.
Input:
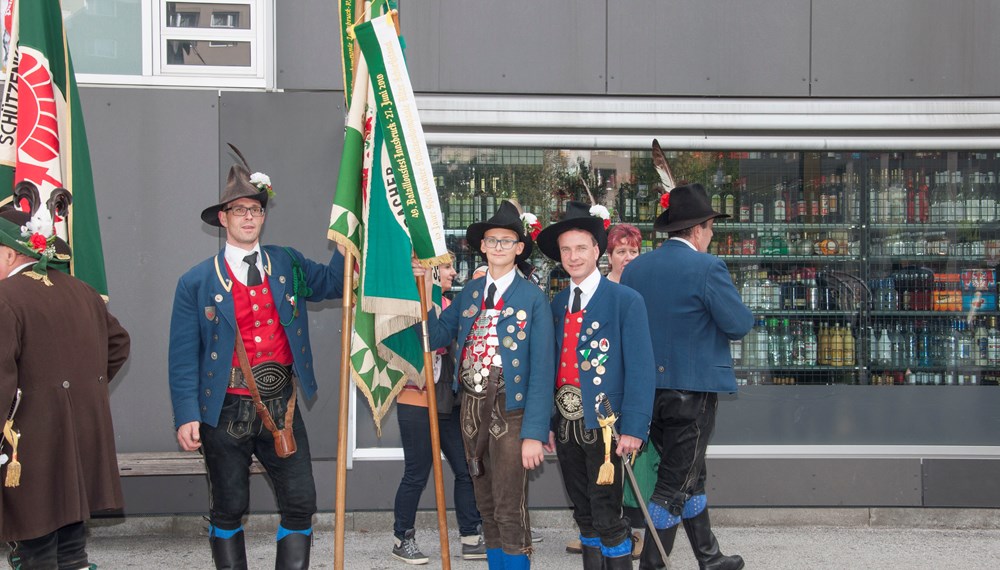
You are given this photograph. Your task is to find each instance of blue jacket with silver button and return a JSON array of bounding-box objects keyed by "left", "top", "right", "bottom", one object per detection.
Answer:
[
  {"left": 551, "top": 277, "right": 655, "bottom": 440},
  {"left": 168, "top": 246, "right": 344, "bottom": 429},
  {"left": 428, "top": 274, "right": 555, "bottom": 443}
]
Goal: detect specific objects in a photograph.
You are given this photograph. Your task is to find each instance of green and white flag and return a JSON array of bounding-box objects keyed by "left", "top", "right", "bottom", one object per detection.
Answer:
[
  {"left": 329, "top": 7, "right": 441, "bottom": 433},
  {"left": 353, "top": 12, "right": 449, "bottom": 267},
  {"left": 0, "top": 0, "right": 107, "bottom": 297}
]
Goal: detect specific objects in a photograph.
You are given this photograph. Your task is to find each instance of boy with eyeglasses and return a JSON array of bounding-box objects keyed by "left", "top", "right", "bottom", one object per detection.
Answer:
[
  {"left": 168, "top": 151, "right": 344, "bottom": 570},
  {"left": 416, "top": 200, "right": 555, "bottom": 569}
]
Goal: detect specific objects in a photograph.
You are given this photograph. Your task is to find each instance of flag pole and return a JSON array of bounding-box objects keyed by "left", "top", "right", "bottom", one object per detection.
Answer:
[
  {"left": 334, "top": 251, "right": 355, "bottom": 570},
  {"left": 334, "top": 1, "right": 366, "bottom": 565},
  {"left": 415, "top": 272, "right": 452, "bottom": 569}
]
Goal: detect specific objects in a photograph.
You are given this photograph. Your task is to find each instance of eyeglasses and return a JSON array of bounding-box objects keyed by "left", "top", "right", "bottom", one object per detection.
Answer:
[
  {"left": 224, "top": 205, "right": 265, "bottom": 217},
  {"left": 483, "top": 236, "right": 519, "bottom": 250}
]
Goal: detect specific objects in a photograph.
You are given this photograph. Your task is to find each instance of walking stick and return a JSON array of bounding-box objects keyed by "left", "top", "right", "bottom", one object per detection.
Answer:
[
  {"left": 595, "top": 393, "right": 670, "bottom": 563},
  {"left": 416, "top": 273, "right": 452, "bottom": 568}
]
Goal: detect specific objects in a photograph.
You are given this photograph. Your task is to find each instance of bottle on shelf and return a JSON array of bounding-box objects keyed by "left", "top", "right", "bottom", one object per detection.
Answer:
[
  {"left": 843, "top": 324, "right": 855, "bottom": 367},
  {"left": 772, "top": 179, "right": 787, "bottom": 223},
  {"left": 877, "top": 326, "right": 892, "bottom": 367},
  {"left": 780, "top": 319, "right": 794, "bottom": 367},
  {"left": 975, "top": 318, "right": 989, "bottom": 367},
  {"left": 804, "top": 321, "right": 818, "bottom": 365},
  {"left": 987, "top": 316, "right": 1000, "bottom": 367},
  {"left": 830, "top": 322, "right": 844, "bottom": 366},
  {"left": 767, "top": 318, "right": 782, "bottom": 367}
]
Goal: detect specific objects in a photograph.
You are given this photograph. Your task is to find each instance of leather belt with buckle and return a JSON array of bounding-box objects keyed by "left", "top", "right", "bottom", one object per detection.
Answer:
[{"left": 556, "top": 385, "right": 584, "bottom": 420}]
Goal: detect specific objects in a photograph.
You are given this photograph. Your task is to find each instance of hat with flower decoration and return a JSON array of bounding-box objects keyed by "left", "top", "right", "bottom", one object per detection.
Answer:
[
  {"left": 466, "top": 199, "right": 535, "bottom": 265},
  {"left": 535, "top": 200, "right": 610, "bottom": 261},
  {"left": 653, "top": 183, "right": 728, "bottom": 233},
  {"left": 201, "top": 143, "right": 275, "bottom": 227},
  {"left": 0, "top": 209, "right": 71, "bottom": 285}
]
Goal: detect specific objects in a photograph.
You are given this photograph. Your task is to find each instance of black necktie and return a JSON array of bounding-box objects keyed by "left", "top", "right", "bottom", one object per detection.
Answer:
[
  {"left": 485, "top": 283, "right": 497, "bottom": 310},
  {"left": 571, "top": 287, "right": 583, "bottom": 313},
  {"left": 244, "top": 252, "right": 262, "bottom": 286}
]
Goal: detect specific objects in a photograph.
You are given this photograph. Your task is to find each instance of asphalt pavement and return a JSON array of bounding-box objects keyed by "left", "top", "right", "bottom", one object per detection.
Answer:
[{"left": 4, "top": 509, "right": 1000, "bottom": 569}]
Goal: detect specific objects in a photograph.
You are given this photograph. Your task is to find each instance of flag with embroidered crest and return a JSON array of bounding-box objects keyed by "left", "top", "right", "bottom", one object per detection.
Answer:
[{"left": 0, "top": 0, "right": 107, "bottom": 297}]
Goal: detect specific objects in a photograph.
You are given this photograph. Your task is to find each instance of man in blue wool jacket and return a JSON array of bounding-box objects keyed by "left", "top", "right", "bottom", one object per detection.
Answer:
[
  {"left": 169, "top": 153, "right": 343, "bottom": 570},
  {"left": 536, "top": 201, "right": 655, "bottom": 570},
  {"left": 622, "top": 184, "right": 753, "bottom": 570}
]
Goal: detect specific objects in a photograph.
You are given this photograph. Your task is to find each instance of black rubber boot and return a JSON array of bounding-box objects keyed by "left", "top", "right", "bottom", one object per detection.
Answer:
[
  {"left": 581, "top": 544, "right": 605, "bottom": 570},
  {"left": 638, "top": 525, "right": 676, "bottom": 570},
  {"left": 209, "top": 531, "right": 248, "bottom": 570},
  {"left": 275, "top": 532, "right": 312, "bottom": 570},
  {"left": 604, "top": 553, "right": 634, "bottom": 570},
  {"left": 681, "top": 510, "right": 744, "bottom": 570}
]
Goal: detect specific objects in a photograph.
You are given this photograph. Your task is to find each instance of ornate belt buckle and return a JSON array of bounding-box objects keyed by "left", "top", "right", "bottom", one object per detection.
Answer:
[{"left": 556, "top": 385, "right": 584, "bottom": 420}]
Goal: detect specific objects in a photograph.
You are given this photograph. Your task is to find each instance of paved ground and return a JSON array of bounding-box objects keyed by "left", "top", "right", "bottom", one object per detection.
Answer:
[{"left": 4, "top": 518, "right": 1000, "bottom": 569}]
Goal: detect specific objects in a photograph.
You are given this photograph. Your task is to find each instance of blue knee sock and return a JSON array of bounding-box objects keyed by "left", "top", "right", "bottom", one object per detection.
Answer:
[
  {"left": 600, "top": 536, "right": 632, "bottom": 558},
  {"left": 486, "top": 548, "right": 504, "bottom": 569},
  {"left": 647, "top": 500, "right": 682, "bottom": 529},
  {"left": 502, "top": 551, "right": 530, "bottom": 569},
  {"left": 276, "top": 525, "right": 312, "bottom": 542},
  {"left": 208, "top": 524, "right": 244, "bottom": 540},
  {"left": 682, "top": 494, "right": 707, "bottom": 519}
]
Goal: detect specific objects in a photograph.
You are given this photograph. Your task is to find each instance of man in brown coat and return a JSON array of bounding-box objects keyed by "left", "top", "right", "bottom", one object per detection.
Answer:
[{"left": 0, "top": 209, "right": 131, "bottom": 569}]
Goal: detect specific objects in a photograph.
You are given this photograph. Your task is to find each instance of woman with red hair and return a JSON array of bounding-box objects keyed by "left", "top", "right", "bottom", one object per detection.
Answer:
[{"left": 606, "top": 223, "right": 642, "bottom": 283}]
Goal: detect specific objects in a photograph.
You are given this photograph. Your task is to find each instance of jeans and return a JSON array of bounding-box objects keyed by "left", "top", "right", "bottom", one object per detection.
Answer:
[
  {"left": 393, "top": 402, "right": 482, "bottom": 539},
  {"left": 200, "top": 387, "right": 316, "bottom": 531},
  {"left": 648, "top": 390, "right": 718, "bottom": 516}
]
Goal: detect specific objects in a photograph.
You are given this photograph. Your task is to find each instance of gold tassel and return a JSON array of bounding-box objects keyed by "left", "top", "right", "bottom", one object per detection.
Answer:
[
  {"left": 3, "top": 420, "right": 20, "bottom": 488},
  {"left": 596, "top": 413, "right": 617, "bottom": 485}
]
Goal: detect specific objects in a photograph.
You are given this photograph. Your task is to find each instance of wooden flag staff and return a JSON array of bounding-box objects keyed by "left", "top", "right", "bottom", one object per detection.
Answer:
[
  {"left": 334, "top": 250, "right": 355, "bottom": 570},
  {"left": 416, "top": 270, "right": 453, "bottom": 569}
]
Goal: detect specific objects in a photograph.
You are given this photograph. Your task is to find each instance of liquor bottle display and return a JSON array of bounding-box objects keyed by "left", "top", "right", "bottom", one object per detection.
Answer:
[{"left": 431, "top": 147, "right": 1000, "bottom": 387}]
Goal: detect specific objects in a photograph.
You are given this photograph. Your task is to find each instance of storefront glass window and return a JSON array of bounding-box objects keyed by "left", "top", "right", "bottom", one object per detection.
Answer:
[{"left": 432, "top": 146, "right": 1000, "bottom": 388}]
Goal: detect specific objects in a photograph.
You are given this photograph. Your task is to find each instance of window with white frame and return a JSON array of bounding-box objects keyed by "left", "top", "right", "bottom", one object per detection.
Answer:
[{"left": 66, "top": 0, "right": 271, "bottom": 88}]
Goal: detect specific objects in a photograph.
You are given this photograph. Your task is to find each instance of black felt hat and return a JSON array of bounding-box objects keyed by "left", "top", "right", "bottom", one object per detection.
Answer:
[
  {"left": 653, "top": 183, "right": 729, "bottom": 233},
  {"left": 536, "top": 201, "right": 608, "bottom": 261},
  {"left": 466, "top": 200, "right": 533, "bottom": 264}
]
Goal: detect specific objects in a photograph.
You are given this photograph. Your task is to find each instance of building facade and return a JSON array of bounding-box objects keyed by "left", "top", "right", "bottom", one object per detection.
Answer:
[{"left": 61, "top": 0, "right": 1000, "bottom": 515}]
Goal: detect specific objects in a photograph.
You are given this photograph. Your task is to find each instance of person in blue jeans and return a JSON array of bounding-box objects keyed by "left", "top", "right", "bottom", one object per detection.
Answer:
[{"left": 392, "top": 257, "right": 485, "bottom": 565}]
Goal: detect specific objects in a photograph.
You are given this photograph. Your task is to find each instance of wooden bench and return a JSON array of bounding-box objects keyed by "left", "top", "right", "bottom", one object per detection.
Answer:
[{"left": 117, "top": 452, "right": 265, "bottom": 477}]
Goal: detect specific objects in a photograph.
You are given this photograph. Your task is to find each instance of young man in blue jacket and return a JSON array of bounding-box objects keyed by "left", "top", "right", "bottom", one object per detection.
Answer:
[
  {"left": 536, "top": 202, "right": 655, "bottom": 570},
  {"left": 421, "top": 200, "right": 555, "bottom": 570},
  {"left": 622, "top": 184, "right": 752, "bottom": 570},
  {"left": 169, "top": 157, "right": 343, "bottom": 570}
]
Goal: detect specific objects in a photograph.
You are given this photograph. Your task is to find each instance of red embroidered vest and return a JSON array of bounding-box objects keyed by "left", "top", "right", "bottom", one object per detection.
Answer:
[
  {"left": 227, "top": 263, "right": 293, "bottom": 394},
  {"left": 557, "top": 309, "right": 584, "bottom": 388}
]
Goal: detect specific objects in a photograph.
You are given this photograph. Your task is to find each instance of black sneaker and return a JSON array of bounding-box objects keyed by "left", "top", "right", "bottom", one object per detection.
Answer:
[
  {"left": 460, "top": 531, "right": 487, "bottom": 560},
  {"left": 392, "top": 529, "right": 429, "bottom": 565}
]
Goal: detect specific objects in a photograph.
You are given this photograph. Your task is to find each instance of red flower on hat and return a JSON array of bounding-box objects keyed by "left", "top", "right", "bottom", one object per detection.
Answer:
[
  {"left": 660, "top": 192, "right": 671, "bottom": 210},
  {"left": 29, "top": 233, "right": 48, "bottom": 252},
  {"left": 530, "top": 223, "right": 542, "bottom": 240},
  {"left": 603, "top": 218, "right": 611, "bottom": 230}
]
